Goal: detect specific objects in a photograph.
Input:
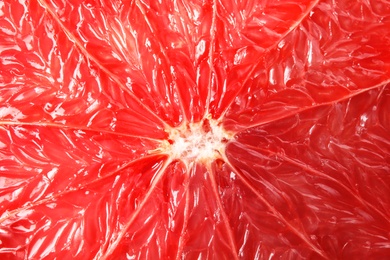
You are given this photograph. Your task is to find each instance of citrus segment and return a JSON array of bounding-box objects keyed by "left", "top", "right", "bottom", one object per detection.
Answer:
[
  {"left": 221, "top": 0, "right": 390, "bottom": 131},
  {"left": 177, "top": 162, "right": 238, "bottom": 259},
  {"left": 0, "top": 125, "right": 161, "bottom": 220},
  {"left": 0, "top": 154, "right": 168, "bottom": 259},
  {"left": 94, "top": 160, "right": 189, "bottom": 259},
  {"left": 40, "top": 0, "right": 185, "bottom": 126},
  {"left": 227, "top": 86, "right": 390, "bottom": 258},
  {"left": 214, "top": 157, "right": 328, "bottom": 259},
  {"left": 92, "top": 161, "right": 240, "bottom": 259},
  {"left": 0, "top": 0, "right": 166, "bottom": 139},
  {"left": 215, "top": 0, "right": 321, "bottom": 50},
  {"left": 38, "top": 0, "right": 212, "bottom": 125},
  {"left": 138, "top": 0, "right": 218, "bottom": 122},
  {"left": 208, "top": 0, "right": 322, "bottom": 120}
]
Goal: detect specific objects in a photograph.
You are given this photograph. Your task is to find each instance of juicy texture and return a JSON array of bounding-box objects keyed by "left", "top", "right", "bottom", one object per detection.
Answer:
[{"left": 0, "top": 0, "right": 390, "bottom": 259}]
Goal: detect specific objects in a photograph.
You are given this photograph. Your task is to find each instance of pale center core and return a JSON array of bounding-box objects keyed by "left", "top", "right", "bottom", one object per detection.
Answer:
[{"left": 163, "top": 118, "right": 233, "bottom": 165}]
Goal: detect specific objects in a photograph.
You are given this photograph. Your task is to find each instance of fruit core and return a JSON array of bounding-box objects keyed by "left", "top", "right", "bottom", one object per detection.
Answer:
[{"left": 163, "top": 117, "right": 233, "bottom": 165}]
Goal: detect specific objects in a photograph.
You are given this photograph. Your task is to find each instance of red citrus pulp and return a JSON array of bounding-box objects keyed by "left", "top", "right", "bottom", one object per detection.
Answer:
[{"left": 0, "top": 0, "right": 390, "bottom": 259}]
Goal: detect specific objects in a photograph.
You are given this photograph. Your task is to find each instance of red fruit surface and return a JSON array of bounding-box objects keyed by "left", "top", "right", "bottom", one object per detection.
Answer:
[{"left": 0, "top": 0, "right": 390, "bottom": 259}]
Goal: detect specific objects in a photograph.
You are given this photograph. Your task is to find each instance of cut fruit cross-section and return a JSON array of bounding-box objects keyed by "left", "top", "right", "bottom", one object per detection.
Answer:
[{"left": 0, "top": 0, "right": 390, "bottom": 259}]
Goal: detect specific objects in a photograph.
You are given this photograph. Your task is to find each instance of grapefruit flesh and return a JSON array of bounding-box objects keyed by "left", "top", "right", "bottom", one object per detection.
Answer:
[{"left": 0, "top": 0, "right": 390, "bottom": 259}]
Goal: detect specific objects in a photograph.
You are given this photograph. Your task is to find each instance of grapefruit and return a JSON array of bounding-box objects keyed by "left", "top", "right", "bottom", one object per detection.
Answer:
[{"left": 0, "top": 0, "right": 390, "bottom": 259}]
